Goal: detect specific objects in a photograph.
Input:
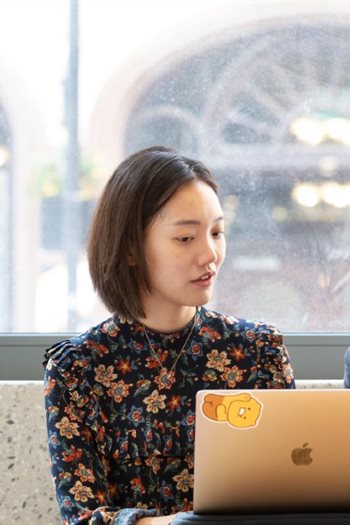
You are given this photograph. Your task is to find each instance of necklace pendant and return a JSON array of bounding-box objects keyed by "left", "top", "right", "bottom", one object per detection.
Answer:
[{"left": 143, "top": 310, "right": 197, "bottom": 382}]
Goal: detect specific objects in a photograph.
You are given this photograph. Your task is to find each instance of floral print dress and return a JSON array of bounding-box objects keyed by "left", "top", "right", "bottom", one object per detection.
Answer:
[{"left": 44, "top": 307, "right": 295, "bottom": 525}]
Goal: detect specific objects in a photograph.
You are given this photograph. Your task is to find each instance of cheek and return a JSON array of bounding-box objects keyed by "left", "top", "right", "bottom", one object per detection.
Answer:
[
  {"left": 144, "top": 240, "right": 166, "bottom": 266},
  {"left": 154, "top": 256, "right": 189, "bottom": 283},
  {"left": 147, "top": 246, "right": 180, "bottom": 275}
]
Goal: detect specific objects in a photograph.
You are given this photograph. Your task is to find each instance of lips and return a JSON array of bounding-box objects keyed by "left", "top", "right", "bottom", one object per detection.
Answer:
[{"left": 191, "top": 271, "right": 215, "bottom": 283}]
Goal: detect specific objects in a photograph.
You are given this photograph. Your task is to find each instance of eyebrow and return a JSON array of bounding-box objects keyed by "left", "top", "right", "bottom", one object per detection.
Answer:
[{"left": 169, "top": 216, "right": 225, "bottom": 226}]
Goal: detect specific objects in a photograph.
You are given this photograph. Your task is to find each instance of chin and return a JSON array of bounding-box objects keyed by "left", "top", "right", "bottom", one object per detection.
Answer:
[{"left": 191, "top": 293, "right": 213, "bottom": 307}]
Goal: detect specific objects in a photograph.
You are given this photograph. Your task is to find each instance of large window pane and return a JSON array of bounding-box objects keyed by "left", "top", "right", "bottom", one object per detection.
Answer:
[{"left": 1, "top": 0, "right": 350, "bottom": 332}]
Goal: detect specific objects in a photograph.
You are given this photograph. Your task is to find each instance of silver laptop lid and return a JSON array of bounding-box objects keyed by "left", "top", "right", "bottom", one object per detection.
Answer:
[{"left": 194, "top": 389, "right": 350, "bottom": 514}]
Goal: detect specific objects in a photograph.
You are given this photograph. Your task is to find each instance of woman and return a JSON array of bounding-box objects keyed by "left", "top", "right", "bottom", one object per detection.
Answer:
[{"left": 44, "top": 146, "right": 295, "bottom": 525}]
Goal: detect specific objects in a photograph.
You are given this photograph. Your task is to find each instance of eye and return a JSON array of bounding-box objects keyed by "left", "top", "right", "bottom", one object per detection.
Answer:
[
  {"left": 177, "top": 236, "right": 194, "bottom": 244},
  {"left": 212, "top": 230, "right": 225, "bottom": 239}
]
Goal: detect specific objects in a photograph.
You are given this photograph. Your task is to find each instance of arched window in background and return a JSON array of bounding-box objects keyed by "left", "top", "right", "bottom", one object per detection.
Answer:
[
  {"left": 1, "top": 2, "right": 350, "bottom": 334},
  {"left": 123, "top": 24, "right": 350, "bottom": 331}
]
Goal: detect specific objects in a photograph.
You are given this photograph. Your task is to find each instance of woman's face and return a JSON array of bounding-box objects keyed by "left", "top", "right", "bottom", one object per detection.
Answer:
[{"left": 142, "top": 179, "right": 226, "bottom": 314}]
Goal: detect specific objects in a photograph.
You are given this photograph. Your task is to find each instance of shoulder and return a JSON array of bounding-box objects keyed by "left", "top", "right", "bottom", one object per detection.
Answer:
[
  {"left": 43, "top": 314, "right": 130, "bottom": 375},
  {"left": 199, "top": 307, "right": 283, "bottom": 345}
]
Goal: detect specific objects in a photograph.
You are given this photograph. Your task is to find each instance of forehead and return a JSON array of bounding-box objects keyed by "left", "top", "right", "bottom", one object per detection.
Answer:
[{"left": 159, "top": 180, "right": 222, "bottom": 220}]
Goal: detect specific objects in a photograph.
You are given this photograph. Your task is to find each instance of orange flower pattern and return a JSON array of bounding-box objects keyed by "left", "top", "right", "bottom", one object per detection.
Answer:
[
  {"left": 69, "top": 480, "right": 95, "bottom": 502},
  {"left": 44, "top": 307, "right": 294, "bottom": 524}
]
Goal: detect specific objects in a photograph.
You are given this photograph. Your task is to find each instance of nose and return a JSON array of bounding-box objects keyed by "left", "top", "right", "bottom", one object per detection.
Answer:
[{"left": 197, "top": 236, "right": 219, "bottom": 267}]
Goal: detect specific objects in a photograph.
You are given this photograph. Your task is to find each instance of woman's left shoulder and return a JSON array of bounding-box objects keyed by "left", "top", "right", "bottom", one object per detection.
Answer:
[{"left": 200, "top": 307, "right": 283, "bottom": 342}]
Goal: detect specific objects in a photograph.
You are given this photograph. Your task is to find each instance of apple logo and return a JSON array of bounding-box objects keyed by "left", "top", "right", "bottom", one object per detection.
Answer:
[{"left": 291, "top": 443, "right": 313, "bottom": 466}]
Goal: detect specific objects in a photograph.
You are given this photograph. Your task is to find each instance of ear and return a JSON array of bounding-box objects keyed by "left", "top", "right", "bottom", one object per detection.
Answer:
[{"left": 127, "top": 246, "right": 136, "bottom": 266}]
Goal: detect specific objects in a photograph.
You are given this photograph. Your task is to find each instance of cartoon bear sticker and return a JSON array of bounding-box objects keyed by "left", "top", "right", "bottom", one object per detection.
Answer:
[{"left": 202, "top": 392, "right": 263, "bottom": 429}]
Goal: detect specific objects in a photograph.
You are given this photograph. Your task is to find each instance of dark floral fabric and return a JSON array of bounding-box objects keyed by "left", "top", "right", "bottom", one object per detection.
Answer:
[{"left": 44, "top": 307, "right": 295, "bottom": 524}]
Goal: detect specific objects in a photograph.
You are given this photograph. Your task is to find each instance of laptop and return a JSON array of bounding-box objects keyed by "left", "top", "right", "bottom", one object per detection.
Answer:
[{"left": 193, "top": 389, "right": 350, "bottom": 514}]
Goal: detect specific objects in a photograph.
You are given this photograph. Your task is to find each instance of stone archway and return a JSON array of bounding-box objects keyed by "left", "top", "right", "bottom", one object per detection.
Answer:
[{"left": 87, "top": 12, "right": 350, "bottom": 330}]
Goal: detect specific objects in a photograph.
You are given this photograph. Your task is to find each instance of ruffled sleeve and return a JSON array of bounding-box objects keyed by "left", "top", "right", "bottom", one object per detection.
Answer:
[
  {"left": 44, "top": 340, "right": 156, "bottom": 525},
  {"left": 253, "top": 324, "right": 295, "bottom": 389}
]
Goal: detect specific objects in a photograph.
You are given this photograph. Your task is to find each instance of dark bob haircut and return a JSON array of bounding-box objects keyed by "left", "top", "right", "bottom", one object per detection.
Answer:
[{"left": 87, "top": 145, "right": 218, "bottom": 320}]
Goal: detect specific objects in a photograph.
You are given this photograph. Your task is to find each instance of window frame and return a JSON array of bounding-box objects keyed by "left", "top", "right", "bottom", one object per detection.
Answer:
[{"left": 0, "top": 333, "right": 348, "bottom": 381}]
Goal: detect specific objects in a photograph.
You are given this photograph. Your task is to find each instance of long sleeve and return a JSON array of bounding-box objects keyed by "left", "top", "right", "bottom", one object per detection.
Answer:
[
  {"left": 44, "top": 341, "right": 156, "bottom": 525},
  {"left": 253, "top": 323, "right": 295, "bottom": 389},
  {"left": 43, "top": 309, "right": 296, "bottom": 523}
]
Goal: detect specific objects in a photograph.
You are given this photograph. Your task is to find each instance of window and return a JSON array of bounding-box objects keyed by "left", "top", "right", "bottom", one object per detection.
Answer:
[
  {"left": 1, "top": 0, "right": 350, "bottom": 337},
  {"left": 0, "top": 104, "right": 11, "bottom": 331}
]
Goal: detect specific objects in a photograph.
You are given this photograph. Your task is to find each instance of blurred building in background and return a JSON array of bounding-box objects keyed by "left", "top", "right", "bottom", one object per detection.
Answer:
[{"left": 1, "top": 0, "right": 350, "bottom": 332}]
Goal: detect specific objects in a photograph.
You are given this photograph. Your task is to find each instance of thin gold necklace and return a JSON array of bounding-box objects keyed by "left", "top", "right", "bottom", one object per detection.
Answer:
[{"left": 143, "top": 312, "right": 197, "bottom": 375}]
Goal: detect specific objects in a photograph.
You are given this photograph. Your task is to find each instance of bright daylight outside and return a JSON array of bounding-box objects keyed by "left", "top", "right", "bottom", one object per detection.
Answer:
[{"left": 1, "top": 0, "right": 350, "bottom": 332}]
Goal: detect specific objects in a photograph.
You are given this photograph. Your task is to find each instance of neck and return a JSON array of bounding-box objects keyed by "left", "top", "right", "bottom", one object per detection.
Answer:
[{"left": 138, "top": 304, "right": 197, "bottom": 333}]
